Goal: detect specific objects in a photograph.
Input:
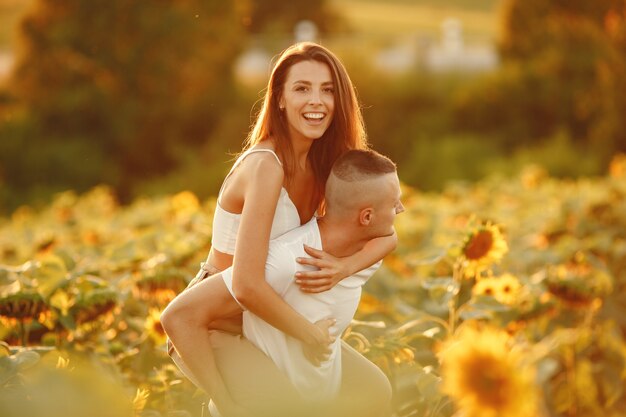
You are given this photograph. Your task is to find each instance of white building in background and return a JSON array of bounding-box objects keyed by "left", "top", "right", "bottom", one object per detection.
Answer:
[
  {"left": 234, "top": 46, "right": 272, "bottom": 87},
  {"left": 233, "top": 17, "right": 500, "bottom": 85},
  {"left": 373, "top": 17, "right": 499, "bottom": 76},
  {"left": 424, "top": 18, "right": 499, "bottom": 73},
  {"left": 374, "top": 39, "right": 420, "bottom": 75},
  {"left": 294, "top": 20, "right": 319, "bottom": 43}
]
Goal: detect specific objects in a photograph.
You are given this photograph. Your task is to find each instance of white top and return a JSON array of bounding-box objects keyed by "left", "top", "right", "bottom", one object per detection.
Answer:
[
  {"left": 221, "top": 219, "right": 381, "bottom": 400},
  {"left": 210, "top": 148, "right": 302, "bottom": 255}
]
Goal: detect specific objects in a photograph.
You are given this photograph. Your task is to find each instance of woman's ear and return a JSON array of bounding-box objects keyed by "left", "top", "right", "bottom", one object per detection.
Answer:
[{"left": 359, "top": 208, "right": 373, "bottom": 226}]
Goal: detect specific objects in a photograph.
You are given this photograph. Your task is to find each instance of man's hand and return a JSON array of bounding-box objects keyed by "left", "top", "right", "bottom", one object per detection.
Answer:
[
  {"left": 295, "top": 245, "right": 351, "bottom": 293},
  {"left": 302, "top": 318, "right": 335, "bottom": 366}
]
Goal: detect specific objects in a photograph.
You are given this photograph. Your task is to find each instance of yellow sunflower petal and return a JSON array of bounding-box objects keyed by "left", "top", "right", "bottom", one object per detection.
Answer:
[{"left": 438, "top": 326, "right": 538, "bottom": 417}]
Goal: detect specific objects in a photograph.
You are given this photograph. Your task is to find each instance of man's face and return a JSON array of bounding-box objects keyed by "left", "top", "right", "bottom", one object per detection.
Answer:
[{"left": 371, "top": 173, "right": 404, "bottom": 237}]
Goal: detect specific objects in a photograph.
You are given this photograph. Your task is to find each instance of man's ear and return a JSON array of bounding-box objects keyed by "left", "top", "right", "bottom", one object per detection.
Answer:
[{"left": 359, "top": 208, "right": 373, "bottom": 226}]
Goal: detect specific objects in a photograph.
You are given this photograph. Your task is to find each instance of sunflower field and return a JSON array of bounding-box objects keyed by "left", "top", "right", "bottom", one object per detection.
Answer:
[{"left": 1, "top": 154, "right": 626, "bottom": 417}]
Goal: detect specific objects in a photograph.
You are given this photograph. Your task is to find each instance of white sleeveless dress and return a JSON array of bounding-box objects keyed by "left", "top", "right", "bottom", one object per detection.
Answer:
[
  {"left": 210, "top": 148, "right": 302, "bottom": 255},
  {"left": 174, "top": 148, "right": 306, "bottom": 417},
  {"left": 192, "top": 148, "right": 304, "bottom": 297}
]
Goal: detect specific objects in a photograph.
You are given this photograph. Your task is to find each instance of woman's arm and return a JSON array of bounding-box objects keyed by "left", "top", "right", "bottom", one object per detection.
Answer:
[
  {"left": 295, "top": 231, "right": 398, "bottom": 293},
  {"left": 230, "top": 154, "right": 333, "bottom": 348}
]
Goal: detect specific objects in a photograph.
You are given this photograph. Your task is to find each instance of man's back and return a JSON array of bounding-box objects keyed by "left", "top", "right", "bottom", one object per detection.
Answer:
[{"left": 243, "top": 218, "right": 379, "bottom": 401}]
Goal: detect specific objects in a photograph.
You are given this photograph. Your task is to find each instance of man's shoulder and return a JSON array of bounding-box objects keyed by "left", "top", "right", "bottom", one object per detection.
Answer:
[
  {"left": 271, "top": 218, "right": 320, "bottom": 252},
  {"left": 262, "top": 222, "right": 320, "bottom": 293}
]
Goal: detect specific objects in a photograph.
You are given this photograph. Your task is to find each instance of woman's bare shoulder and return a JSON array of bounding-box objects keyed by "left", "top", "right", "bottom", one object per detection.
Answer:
[
  {"left": 250, "top": 139, "right": 277, "bottom": 151},
  {"left": 237, "top": 144, "right": 284, "bottom": 184}
]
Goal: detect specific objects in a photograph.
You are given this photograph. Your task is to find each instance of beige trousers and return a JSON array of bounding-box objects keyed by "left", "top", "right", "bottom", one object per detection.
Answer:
[{"left": 171, "top": 331, "right": 391, "bottom": 417}]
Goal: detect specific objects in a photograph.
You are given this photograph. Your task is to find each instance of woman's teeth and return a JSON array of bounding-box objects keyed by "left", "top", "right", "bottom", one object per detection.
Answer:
[{"left": 303, "top": 113, "right": 324, "bottom": 120}]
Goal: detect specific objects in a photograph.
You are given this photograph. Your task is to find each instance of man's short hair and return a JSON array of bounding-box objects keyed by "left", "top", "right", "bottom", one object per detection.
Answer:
[{"left": 331, "top": 149, "right": 397, "bottom": 181}]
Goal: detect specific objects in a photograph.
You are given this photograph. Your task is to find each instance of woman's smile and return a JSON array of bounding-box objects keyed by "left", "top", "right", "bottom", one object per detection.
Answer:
[{"left": 280, "top": 60, "right": 335, "bottom": 142}]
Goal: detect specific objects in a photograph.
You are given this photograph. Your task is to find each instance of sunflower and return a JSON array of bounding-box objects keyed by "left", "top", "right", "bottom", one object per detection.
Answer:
[
  {"left": 460, "top": 222, "right": 508, "bottom": 278},
  {"left": 383, "top": 253, "right": 413, "bottom": 277},
  {"left": 145, "top": 308, "right": 167, "bottom": 346},
  {"left": 609, "top": 153, "right": 626, "bottom": 178},
  {"left": 0, "top": 290, "right": 49, "bottom": 321},
  {"left": 497, "top": 274, "right": 522, "bottom": 305},
  {"left": 473, "top": 277, "right": 499, "bottom": 298},
  {"left": 520, "top": 164, "right": 548, "bottom": 189},
  {"left": 72, "top": 288, "right": 117, "bottom": 325},
  {"left": 135, "top": 267, "right": 185, "bottom": 305},
  {"left": 473, "top": 274, "right": 521, "bottom": 305},
  {"left": 438, "top": 326, "right": 538, "bottom": 417},
  {"left": 171, "top": 191, "right": 200, "bottom": 217},
  {"left": 546, "top": 255, "right": 613, "bottom": 309},
  {"left": 357, "top": 292, "right": 388, "bottom": 315}
]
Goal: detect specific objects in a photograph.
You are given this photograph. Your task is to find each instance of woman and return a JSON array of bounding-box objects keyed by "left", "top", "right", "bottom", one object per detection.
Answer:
[{"left": 164, "top": 42, "right": 395, "bottom": 416}]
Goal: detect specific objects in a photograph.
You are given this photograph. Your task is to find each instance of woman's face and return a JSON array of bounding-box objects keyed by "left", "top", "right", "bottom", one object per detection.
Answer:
[{"left": 279, "top": 60, "right": 335, "bottom": 144}]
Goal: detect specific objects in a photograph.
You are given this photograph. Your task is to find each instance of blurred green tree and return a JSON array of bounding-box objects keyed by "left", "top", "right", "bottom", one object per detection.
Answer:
[
  {"left": 3, "top": 0, "right": 244, "bottom": 204},
  {"left": 453, "top": 0, "right": 626, "bottom": 157}
]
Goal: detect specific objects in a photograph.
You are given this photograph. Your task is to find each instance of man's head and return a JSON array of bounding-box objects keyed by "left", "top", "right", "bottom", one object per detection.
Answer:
[{"left": 325, "top": 150, "right": 404, "bottom": 238}]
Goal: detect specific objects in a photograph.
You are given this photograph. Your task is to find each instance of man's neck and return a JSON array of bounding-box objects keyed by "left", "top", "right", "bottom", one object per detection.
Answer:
[{"left": 316, "top": 217, "right": 368, "bottom": 258}]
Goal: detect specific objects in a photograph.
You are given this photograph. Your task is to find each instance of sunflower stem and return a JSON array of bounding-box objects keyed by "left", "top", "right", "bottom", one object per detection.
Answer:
[
  {"left": 18, "top": 319, "right": 29, "bottom": 346},
  {"left": 18, "top": 319, "right": 24, "bottom": 346},
  {"left": 448, "top": 260, "right": 463, "bottom": 335},
  {"left": 448, "top": 299, "right": 456, "bottom": 335},
  {"left": 565, "top": 343, "right": 577, "bottom": 417},
  {"left": 24, "top": 321, "right": 31, "bottom": 346}
]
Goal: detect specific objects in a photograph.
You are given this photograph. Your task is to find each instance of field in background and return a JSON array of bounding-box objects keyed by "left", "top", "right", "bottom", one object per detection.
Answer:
[
  {"left": 331, "top": 0, "right": 502, "bottom": 42},
  {"left": 2, "top": 157, "right": 625, "bottom": 416}
]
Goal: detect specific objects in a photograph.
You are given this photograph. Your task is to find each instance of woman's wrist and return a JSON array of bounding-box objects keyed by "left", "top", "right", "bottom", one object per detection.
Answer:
[{"left": 340, "top": 256, "right": 356, "bottom": 279}]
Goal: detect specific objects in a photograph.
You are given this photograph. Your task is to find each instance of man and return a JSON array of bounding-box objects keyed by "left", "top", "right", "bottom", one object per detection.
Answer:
[{"left": 161, "top": 149, "right": 404, "bottom": 417}]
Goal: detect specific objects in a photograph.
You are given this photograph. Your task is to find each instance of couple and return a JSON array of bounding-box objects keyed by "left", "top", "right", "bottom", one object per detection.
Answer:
[{"left": 161, "top": 43, "right": 403, "bottom": 416}]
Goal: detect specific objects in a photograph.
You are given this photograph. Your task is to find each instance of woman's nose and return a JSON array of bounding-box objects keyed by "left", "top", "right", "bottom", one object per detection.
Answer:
[{"left": 308, "top": 90, "right": 322, "bottom": 104}]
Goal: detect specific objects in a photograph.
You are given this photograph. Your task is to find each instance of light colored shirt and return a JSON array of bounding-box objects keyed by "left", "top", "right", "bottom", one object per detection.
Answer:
[{"left": 221, "top": 218, "right": 380, "bottom": 400}]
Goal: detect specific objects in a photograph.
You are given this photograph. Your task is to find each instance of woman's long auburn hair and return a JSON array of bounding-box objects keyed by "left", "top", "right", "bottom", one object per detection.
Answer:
[{"left": 243, "top": 42, "right": 369, "bottom": 201}]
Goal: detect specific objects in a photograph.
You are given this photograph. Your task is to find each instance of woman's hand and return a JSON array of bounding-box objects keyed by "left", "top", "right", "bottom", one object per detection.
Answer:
[
  {"left": 302, "top": 318, "right": 335, "bottom": 366},
  {"left": 295, "top": 245, "right": 351, "bottom": 293}
]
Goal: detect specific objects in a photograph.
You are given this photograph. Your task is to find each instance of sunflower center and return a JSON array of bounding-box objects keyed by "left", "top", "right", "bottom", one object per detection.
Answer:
[
  {"left": 153, "top": 321, "right": 166, "bottom": 336},
  {"left": 469, "top": 357, "right": 513, "bottom": 409},
  {"left": 464, "top": 230, "right": 494, "bottom": 260}
]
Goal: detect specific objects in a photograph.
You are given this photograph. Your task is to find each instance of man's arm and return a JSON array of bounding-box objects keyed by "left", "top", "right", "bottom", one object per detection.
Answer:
[{"left": 296, "top": 231, "right": 397, "bottom": 292}]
